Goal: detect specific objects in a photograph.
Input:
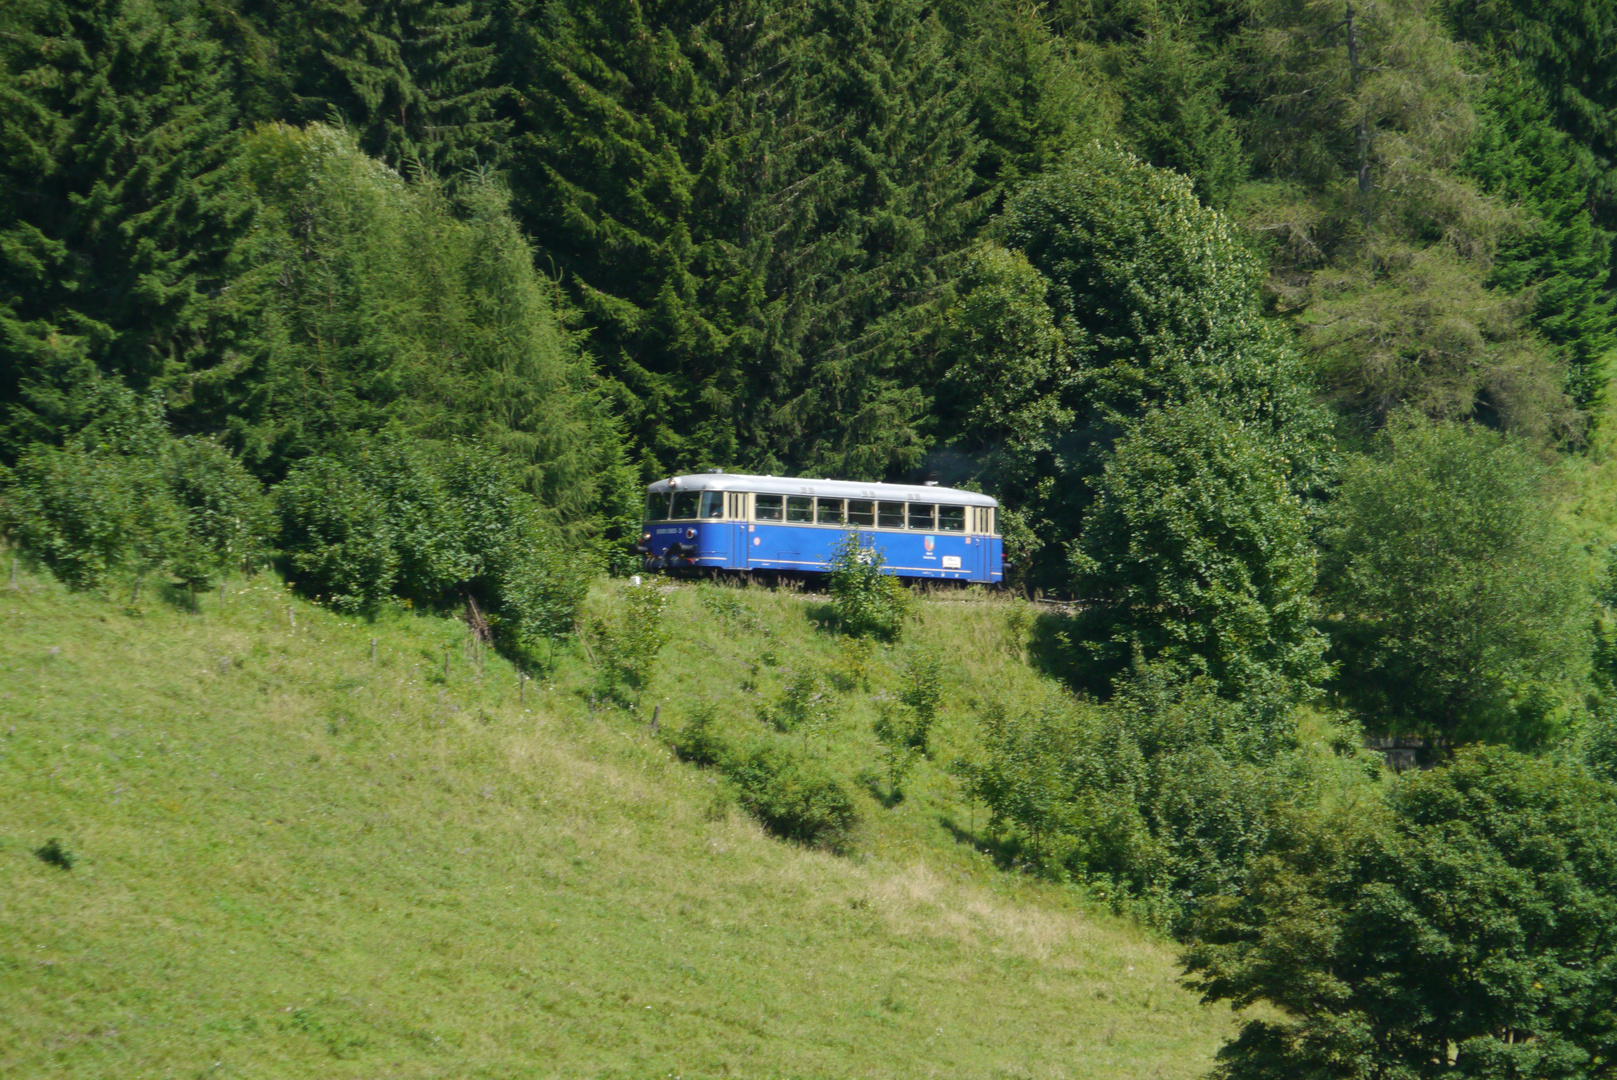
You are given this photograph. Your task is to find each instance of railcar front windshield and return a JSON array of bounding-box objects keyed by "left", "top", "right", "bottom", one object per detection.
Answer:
[
  {"left": 671, "top": 491, "right": 701, "bottom": 519},
  {"left": 646, "top": 493, "right": 671, "bottom": 520},
  {"left": 699, "top": 491, "right": 725, "bottom": 518}
]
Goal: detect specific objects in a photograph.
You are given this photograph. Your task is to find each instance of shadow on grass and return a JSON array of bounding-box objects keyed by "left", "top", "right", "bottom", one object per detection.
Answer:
[
  {"left": 859, "top": 771, "right": 905, "bottom": 809},
  {"left": 1025, "top": 609, "right": 1122, "bottom": 700},
  {"left": 938, "top": 813, "right": 1038, "bottom": 873}
]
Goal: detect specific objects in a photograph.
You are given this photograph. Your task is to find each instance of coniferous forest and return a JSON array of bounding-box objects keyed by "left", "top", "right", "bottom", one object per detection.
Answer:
[{"left": 8, "top": 0, "right": 1617, "bottom": 1075}]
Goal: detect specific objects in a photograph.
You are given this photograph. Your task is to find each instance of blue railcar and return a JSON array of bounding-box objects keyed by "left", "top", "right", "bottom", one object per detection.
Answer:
[{"left": 636, "top": 472, "right": 1003, "bottom": 584}]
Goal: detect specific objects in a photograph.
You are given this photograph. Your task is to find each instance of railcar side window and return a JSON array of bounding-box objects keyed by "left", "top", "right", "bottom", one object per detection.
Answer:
[
  {"left": 755, "top": 494, "right": 783, "bottom": 521},
  {"left": 847, "top": 500, "right": 875, "bottom": 527},
  {"left": 700, "top": 491, "right": 725, "bottom": 518},
  {"left": 908, "top": 503, "right": 936, "bottom": 530},
  {"left": 671, "top": 491, "right": 701, "bottom": 519},
  {"left": 986, "top": 507, "right": 996, "bottom": 535},
  {"left": 938, "top": 505, "right": 965, "bottom": 532},
  {"left": 786, "top": 496, "right": 813, "bottom": 523},
  {"left": 878, "top": 501, "right": 905, "bottom": 529},
  {"left": 646, "top": 494, "right": 670, "bottom": 521},
  {"left": 817, "top": 498, "right": 844, "bottom": 525}
]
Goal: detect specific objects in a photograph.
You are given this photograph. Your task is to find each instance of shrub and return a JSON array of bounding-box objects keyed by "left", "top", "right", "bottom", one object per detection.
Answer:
[
  {"left": 898, "top": 649, "right": 944, "bottom": 751},
  {"left": 591, "top": 580, "right": 670, "bottom": 705},
  {"left": 957, "top": 668, "right": 1306, "bottom": 927},
  {"left": 1187, "top": 748, "right": 1617, "bottom": 1079},
  {"left": 162, "top": 437, "right": 275, "bottom": 588},
  {"left": 668, "top": 707, "right": 860, "bottom": 848},
  {"left": 277, "top": 457, "right": 399, "bottom": 612},
  {"left": 766, "top": 667, "right": 834, "bottom": 734},
  {"left": 828, "top": 531, "right": 912, "bottom": 640},
  {"left": 725, "top": 739, "right": 859, "bottom": 849},
  {"left": 0, "top": 444, "right": 187, "bottom": 592}
]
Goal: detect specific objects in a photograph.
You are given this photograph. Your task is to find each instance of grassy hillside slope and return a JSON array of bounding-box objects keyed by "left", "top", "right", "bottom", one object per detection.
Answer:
[{"left": 2, "top": 564, "right": 1235, "bottom": 1078}]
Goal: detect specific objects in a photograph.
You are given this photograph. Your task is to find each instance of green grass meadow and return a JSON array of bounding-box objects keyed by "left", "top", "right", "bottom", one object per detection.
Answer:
[{"left": 2, "top": 564, "right": 1237, "bottom": 1078}]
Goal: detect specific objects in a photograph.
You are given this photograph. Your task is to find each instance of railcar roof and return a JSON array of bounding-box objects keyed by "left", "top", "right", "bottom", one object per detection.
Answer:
[{"left": 647, "top": 472, "right": 998, "bottom": 507}]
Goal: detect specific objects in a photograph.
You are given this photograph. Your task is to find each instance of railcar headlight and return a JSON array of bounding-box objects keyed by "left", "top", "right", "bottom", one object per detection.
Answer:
[
  {"left": 684, "top": 527, "right": 696, "bottom": 539},
  {"left": 641, "top": 531, "right": 651, "bottom": 542}
]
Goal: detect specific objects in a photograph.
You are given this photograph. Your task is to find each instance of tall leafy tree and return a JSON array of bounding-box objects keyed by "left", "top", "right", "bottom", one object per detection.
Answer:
[
  {"left": 944, "top": 144, "right": 1328, "bottom": 589},
  {"left": 1070, "top": 401, "right": 1327, "bottom": 704},
  {"left": 1187, "top": 747, "right": 1617, "bottom": 1080},
  {"left": 1117, "top": 28, "right": 1244, "bottom": 207},
  {"left": 1444, "top": 0, "right": 1617, "bottom": 229},
  {"left": 498, "top": 0, "right": 769, "bottom": 472},
  {"left": 1318, "top": 414, "right": 1589, "bottom": 747},
  {"left": 238, "top": 122, "right": 631, "bottom": 527},
  {"left": 764, "top": 0, "right": 985, "bottom": 478},
  {"left": 0, "top": 0, "right": 253, "bottom": 461}
]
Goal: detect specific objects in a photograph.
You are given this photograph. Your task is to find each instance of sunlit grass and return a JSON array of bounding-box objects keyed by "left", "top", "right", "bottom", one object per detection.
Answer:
[{"left": 2, "top": 563, "right": 1235, "bottom": 1078}]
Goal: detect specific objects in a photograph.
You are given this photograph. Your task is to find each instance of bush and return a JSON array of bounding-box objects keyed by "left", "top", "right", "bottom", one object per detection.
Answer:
[
  {"left": 162, "top": 437, "right": 275, "bottom": 588},
  {"left": 669, "top": 707, "right": 860, "bottom": 848},
  {"left": 1, "top": 446, "right": 158, "bottom": 590},
  {"left": 828, "top": 531, "right": 911, "bottom": 640},
  {"left": 34, "top": 838, "right": 75, "bottom": 870},
  {"left": 725, "top": 739, "right": 860, "bottom": 849},
  {"left": 277, "top": 457, "right": 399, "bottom": 613},
  {"left": 591, "top": 580, "right": 670, "bottom": 705},
  {"left": 957, "top": 667, "right": 1306, "bottom": 928},
  {"left": 898, "top": 649, "right": 944, "bottom": 751},
  {"left": 1187, "top": 748, "right": 1617, "bottom": 1079}
]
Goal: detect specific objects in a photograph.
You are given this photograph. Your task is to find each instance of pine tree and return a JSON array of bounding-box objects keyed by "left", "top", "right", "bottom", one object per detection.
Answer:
[
  {"left": 0, "top": 0, "right": 252, "bottom": 462},
  {"left": 1443, "top": 0, "right": 1617, "bottom": 229},
  {"left": 759, "top": 0, "right": 985, "bottom": 479},
  {"left": 1118, "top": 28, "right": 1244, "bottom": 207},
  {"left": 1465, "top": 62, "right": 1616, "bottom": 412},
  {"left": 497, "top": 0, "right": 755, "bottom": 473},
  {"left": 248, "top": 0, "right": 506, "bottom": 173}
]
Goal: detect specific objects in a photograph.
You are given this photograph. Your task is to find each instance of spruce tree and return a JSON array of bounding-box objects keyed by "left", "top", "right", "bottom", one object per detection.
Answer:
[
  {"left": 497, "top": 0, "right": 751, "bottom": 473},
  {"left": 0, "top": 0, "right": 252, "bottom": 461},
  {"left": 1465, "top": 62, "right": 1616, "bottom": 413},
  {"left": 248, "top": 0, "right": 506, "bottom": 173},
  {"left": 760, "top": 0, "right": 985, "bottom": 478}
]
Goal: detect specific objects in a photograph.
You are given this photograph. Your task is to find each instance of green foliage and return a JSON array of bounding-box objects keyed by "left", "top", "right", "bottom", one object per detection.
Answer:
[
  {"left": 239, "top": 122, "right": 627, "bottom": 528},
  {"left": 670, "top": 705, "right": 859, "bottom": 848},
  {"left": 897, "top": 649, "right": 943, "bottom": 750},
  {"left": 947, "top": 145, "right": 1328, "bottom": 592},
  {"left": 1232, "top": 0, "right": 1579, "bottom": 439},
  {"left": 1465, "top": 61, "right": 1617, "bottom": 413},
  {"left": 162, "top": 437, "right": 276, "bottom": 584},
  {"left": 827, "top": 532, "right": 912, "bottom": 640},
  {"left": 957, "top": 668, "right": 1305, "bottom": 926},
  {"left": 1443, "top": 0, "right": 1617, "bottom": 228},
  {"left": 1069, "top": 401, "right": 1327, "bottom": 705},
  {"left": 276, "top": 456, "right": 398, "bottom": 613},
  {"left": 724, "top": 737, "right": 860, "bottom": 849},
  {"left": 0, "top": 0, "right": 253, "bottom": 462},
  {"left": 766, "top": 666, "right": 834, "bottom": 736},
  {"left": 1, "top": 445, "right": 170, "bottom": 591},
  {"left": 590, "top": 580, "right": 670, "bottom": 705},
  {"left": 1318, "top": 415, "right": 1590, "bottom": 746},
  {"left": 275, "top": 437, "right": 593, "bottom": 646},
  {"left": 871, "top": 699, "right": 921, "bottom": 803},
  {"left": 0, "top": 414, "right": 270, "bottom": 594},
  {"left": 1117, "top": 30, "right": 1243, "bottom": 207},
  {"left": 250, "top": 0, "right": 507, "bottom": 173},
  {"left": 1187, "top": 746, "right": 1617, "bottom": 1080}
]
